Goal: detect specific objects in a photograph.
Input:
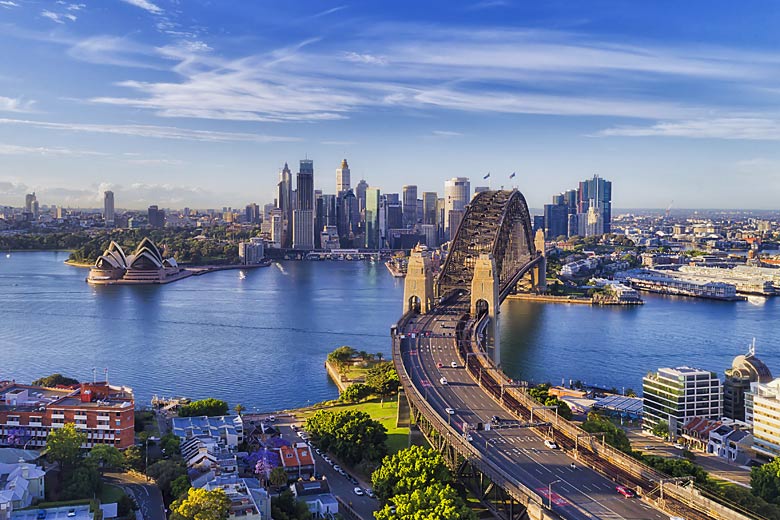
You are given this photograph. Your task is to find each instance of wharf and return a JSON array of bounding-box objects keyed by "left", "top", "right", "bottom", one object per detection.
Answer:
[{"left": 507, "top": 293, "right": 643, "bottom": 305}]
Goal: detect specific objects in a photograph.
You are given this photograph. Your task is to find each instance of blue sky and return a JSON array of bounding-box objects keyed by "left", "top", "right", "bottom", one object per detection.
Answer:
[{"left": 0, "top": 0, "right": 779, "bottom": 209}]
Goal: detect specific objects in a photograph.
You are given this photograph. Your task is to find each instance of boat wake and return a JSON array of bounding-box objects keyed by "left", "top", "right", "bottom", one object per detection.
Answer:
[
  {"left": 747, "top": 295, "right": 766, "bottom": 306},
  {"left": 275, "top": 262, "right": 288, "bottom": 275}
]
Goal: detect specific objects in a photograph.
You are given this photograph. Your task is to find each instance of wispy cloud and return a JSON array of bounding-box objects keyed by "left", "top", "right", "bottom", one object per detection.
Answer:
[
  {"left": 119, "top": 0, "right": 162, "bottom": 14},
  {"left": 0, "top": 1, "right": 19, "bottom": 8},
  {"left": 0, "top": 96, "right": 35, "bottom": 113},
  {"left": 126, "top": 158, "right": 185, "bottom": 165},
  {"left": 0, "top": 143, "right": 106, "bottom": 156},
  {"left": 598, "top": 118, "right": 780, "bottom": 141},
  {"left": 430, "top": 130, "right": 463, "bottom": 137},
  {"left": 343, "top": 52, "right": 386, "bottom": 65},
  {"left": 68, "top": 35, "right": 163, "bottom": 69},
  {"left": 41, "top": 10, "right": 77, "bottom": 23},
  {"left": 321, "top": 140, "right": 356, "bottom": 145},
  {"left": 310, "top": 5, "right": 348, "bottom": 19},
  {"left": 0, "top": 118, "right": 303, "bottom": 143},
  {"left": 466, "top": 0, "right": 510, "bottom": 10}
]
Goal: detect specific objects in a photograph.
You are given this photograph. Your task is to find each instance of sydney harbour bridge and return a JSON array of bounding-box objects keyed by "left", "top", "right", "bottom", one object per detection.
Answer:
[{"left": 392, "top": 189, "right": 751, "bottom": 520}]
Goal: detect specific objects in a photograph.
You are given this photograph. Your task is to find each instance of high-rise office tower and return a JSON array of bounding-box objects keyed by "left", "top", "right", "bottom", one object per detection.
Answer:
[
  {"left": 402, "top": 185, "right": 418, "bottom": 228},
  {"left": 336, "top": 158, "right": 350, "bottom": 194},
  {"left": 245, "top": 203, "right": 260, "bottom": 224},
  {"left": 444, "top": 177, "right": 470, "bottom": 238},
  {"left": 293, "top": 159, "right": 315, "bottom": 250},
  {"left": 104, "top": 191, "right": 115, "bottom": 226},
  {"left": 364, "top": 188, "right": 381, "bottom": 249},
  {"left": 148, "top": 205, "right": 165, "bottom": 228},
  {"left": 337, "top": 190, "right": 358, "bottom": 247},
  {"left": 544, "top": 202, "right": 568, "bottom": 239},
  {"left": 577, "top": 174, "right": 612, "bottom": 233},
  {"left": 422, "top": 192, "right": 437, "bottom": 226},
  {"left": 356, "top": 179, "right": 368, "bottom": 214},
  {"left": 277, "top": 163, "right": 293, "bottom": 248},
  {"left": 24, "top": 192, "right": 36, "bottom": 213}
]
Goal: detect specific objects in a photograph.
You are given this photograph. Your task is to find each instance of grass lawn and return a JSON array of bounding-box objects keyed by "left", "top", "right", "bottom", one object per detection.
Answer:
[
  {"left": 297, "top": 397, "right": 409, "bottom": 455},
  {"left": 100, "top": 484, "right": 126, "bottom": 505}
]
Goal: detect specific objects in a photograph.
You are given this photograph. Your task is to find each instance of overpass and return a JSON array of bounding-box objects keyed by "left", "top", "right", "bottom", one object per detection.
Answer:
[{"left": 393, "top": 190, "right": 754, "bottom": 520}]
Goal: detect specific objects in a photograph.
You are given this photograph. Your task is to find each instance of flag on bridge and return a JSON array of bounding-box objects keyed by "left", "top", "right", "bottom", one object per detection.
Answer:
[
  {"left": 509, "top": 172, "right": 516, "bottom": 179},
  {"left": 483, "top": 172, "right": 491, "bottom": 180}
]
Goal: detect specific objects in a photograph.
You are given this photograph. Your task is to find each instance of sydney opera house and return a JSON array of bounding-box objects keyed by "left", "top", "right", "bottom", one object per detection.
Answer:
[{"left": 87, "top": 237, "right": 189, "bottom": 284}]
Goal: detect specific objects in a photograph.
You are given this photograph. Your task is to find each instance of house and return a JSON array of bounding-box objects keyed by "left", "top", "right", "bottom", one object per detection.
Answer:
[
  {"left": 199, "top": 475, "right": 271, "bottom": 520},
  {"left": 278, "top": 444, "right": 315, "bottom": 480},
  {"left": 707, "top": 425, "right": 753, "bottom": 464},
  {"left": 291, "top": 480, "right": 339, "bottom": 519},
  {"left": 681, "top": 417, "right": 724, "bottom": 451},
  {"left": 172, "top": 415, "right": 243, "bottom": 449},
  {"left": 180, "top": 437, "right": 237, "bottom": 475},
  {"left": 0, "top": 461, "right": 46, "bottom": 519}
]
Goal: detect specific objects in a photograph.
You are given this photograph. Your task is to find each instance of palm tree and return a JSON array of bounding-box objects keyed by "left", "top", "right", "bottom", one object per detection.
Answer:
[
  {"left": 234, "top": 404, "right": 245, "bottom": 416},
  {"left": 375, "top": 352, "right": 383, "bottom": 362}
]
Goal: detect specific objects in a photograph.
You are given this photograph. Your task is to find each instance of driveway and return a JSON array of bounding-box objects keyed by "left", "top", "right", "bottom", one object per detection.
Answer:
[{"left": 104, "top": 471, "right": 167, "bottom": 520}]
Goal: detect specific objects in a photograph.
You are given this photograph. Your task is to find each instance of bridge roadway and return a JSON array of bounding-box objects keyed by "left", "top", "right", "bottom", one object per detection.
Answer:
[{"left": 400, "top": 306, "right": 668, "bottom": 520}]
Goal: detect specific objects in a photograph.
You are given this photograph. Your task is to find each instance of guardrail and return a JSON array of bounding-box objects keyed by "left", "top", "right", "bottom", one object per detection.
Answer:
[{"left": 391, "top": 329, "right": 559, "bottom": 520}]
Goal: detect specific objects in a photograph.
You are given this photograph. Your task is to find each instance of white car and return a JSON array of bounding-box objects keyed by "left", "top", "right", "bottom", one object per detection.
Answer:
[
  {"left": 353, "top": 487, "right": 364, "bottom": 496},
  {"left": 544, "top": 439, "right": 558, "bottom": 449},
  {"left": 673, "top": 443, "right": 685, "bottom": 450},
  {"left": 440, "top": 377, "right": 448, "bottom": 385},
  {"left": 445, "top": 407, "right": 455, "bottom": 415},
  {"left": 450, "top": 361, "right": 458, "bottom": 368},
  {"left": 333, "top": 465, "right": 342, "bottom": 472}
]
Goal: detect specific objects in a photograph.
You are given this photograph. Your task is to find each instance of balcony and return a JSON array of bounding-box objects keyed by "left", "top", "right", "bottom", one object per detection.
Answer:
[
  {"left": 5, "top": 421, "right": 19, "bottom": 427},
  {"left": 74, "top": 414, "right": 88, "bottom": 420},
  {"left": 97, "top": 424, "right": 111, "bottom": 430},
  {"left": 51, "top": 413, "right": 65, "bottom": 419}
]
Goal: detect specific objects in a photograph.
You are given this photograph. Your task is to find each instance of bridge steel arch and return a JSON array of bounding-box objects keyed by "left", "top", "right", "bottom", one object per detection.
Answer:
[{"left": 437, "top": 190, "right": 538, "bottom": 301}]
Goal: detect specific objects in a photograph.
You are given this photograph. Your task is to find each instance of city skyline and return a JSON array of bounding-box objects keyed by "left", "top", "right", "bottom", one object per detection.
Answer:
[{"left": 2, "top": 1, "right": 780, "bottom": 209}]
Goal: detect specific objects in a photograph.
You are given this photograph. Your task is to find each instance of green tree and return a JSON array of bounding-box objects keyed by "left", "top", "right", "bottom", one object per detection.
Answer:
[
  {"left": 88, "top": 444, "right": 125, "bottom": 474},
  {"left": 271, "top": 490, "right": 310, "bottom": 520},
  {"left": 61, "top": 464, "right": 102, "bottom": 500},
  {"left": 364, "top": 362, "right": 400, "bottom": 401},
  {"left": 170, "top": 475, "right": 191, "bottom": 500},
  {"left": 124, "top": 446, "right": 143, "bottom": 471},
  {"left": 375, "top": 483, "right": 476, "bottom": 520},
  {"left": 269, "top": 467, "right": 288, "bottom": 489},
  {"left": 328, "top": 346, "right": 357, "bottom": 376},
  {"left": 234, "top": 404, "right": 245, "bottom": 416},
  {"left": 178, "top": 398, "right": 229, "bottom": 417},
  {"left": 340, "top": 383, "right": 373, "bottom": 403},
  {"left": 31, "top": 373, "right": 80, "bottom": 387},
  {"left": 47, "top": 423, "right": 86, "bottom": 473},
  {"left": 651, "top": 419, "right": 670, "bottom": 439},
  {"left": 171, "top": 488, "right": 230, "bottom": 520},
  {"left": 305, "top": 409, "right": 387, "bottom": 466},
  {"left": 371, "top": 445, "right": 451, "bottom": 502},
  {"left": 147, "top": 458, "right": 187, "bottom": 501},
  {"left": 160, "top": 433, "right": 182, "bottom": 456},
  {"left": 581, "top": 412, "right": 632, "bottom": 453},
  {"left": 752, "top": 458, "right": 780, "bottom": 505}
]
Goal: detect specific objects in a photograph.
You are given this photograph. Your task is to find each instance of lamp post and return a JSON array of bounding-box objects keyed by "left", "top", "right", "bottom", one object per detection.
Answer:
[{"left": 547, "top": 479, "right": 561, "bottom": 509}]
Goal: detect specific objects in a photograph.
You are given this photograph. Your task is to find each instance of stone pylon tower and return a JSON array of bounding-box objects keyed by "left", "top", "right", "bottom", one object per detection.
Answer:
[
  {"left": 532, "top": 228, "right": 547, "bottom": 292},
  {"left": 403, "top": 251, "right": 434, "bottom": 314},
  {"left": 471, "top": 253, "right": 500, "bottom": 365}
]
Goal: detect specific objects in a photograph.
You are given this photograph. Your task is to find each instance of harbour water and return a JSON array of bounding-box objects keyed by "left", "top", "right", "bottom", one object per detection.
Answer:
[{"left": 2, "top": 251, "right": 778, "bottom": 410}]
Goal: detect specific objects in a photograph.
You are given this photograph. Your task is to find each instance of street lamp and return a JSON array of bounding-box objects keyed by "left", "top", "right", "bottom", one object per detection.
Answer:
[
  {"left": 144, "top": 436, "right": 160, "bottom": 482},
  {"left": 547, "top": 479, "right": 561, "bottom": 509}
]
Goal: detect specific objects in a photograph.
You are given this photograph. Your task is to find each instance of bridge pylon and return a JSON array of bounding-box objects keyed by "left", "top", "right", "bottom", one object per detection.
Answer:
[
  {"left": 471, "top": 253, "right": 500, "bottom": 365},
  {"left": 403, "top": 251, "right": 434, "bottom": 314},
  {"left": 532, "top": 229, "right": 547, "bottom": 293}
]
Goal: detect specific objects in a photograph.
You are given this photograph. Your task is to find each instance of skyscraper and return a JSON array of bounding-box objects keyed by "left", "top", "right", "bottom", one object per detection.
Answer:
[
  {"left": 402, "top": 185, "right": 418, "bottom": 228},
  {"left": 24, "top": 192, "right": 36, "bottom": 213},
  {"left": 245, "top": 202, "right": 260, "bottom": 224},
  {"left": 293, "top": 159, "right": 315, "bottom": 250},
  {"left": 356, "top": 179, "right": 368, "bottom": 214},
  {"left": 104, "top": 191, "right": 115, "bottom": 226},
  {"left": 577, "top": 174, "right": 612, "bottom": 233},
  {"left": 364, "top": 187, "right": 381, "bottom": 249},
  {"left": 148, "top": 205, "right": 165, "bottom": 228},
  {"left": 336, "top": 159, "right": 350, "bottom": 194},
  {"left": 277, "top": 163, "right": 293, "bottom": 248},
  {"left": 444, "top": 177, "right": 470, "bottom": 239},
  {"left": 422, "top": 192, "right": 437, "bottom": 226}
]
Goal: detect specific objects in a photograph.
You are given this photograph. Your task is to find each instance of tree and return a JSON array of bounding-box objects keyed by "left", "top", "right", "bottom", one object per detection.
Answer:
[
  {"left": 375, "top": 483, "right": 476, "bottom": 520},
  {"left": 364, "top": 362, "right": 400, "bottom": 400},
  {"left": 124, "top": 445, "right": 143, "bottom": 471},
  {"left": 581, "top": 412, "right": 632, "bottom": 453},
  {"left": 305, "top": 409, "right": 387, "bottom": 466},
  {"left": 160, "top": 433, "right": 182, "bottom": 456},
  {"left": 375, "top": 352, "right": 384, "bottom": 362},
  {"left": 371, "top": 445, "right": 451, "bottom": 502},
  {"left": 234, "top": 404, "right": 245, "bottom": 416},
  {"left": 340, "top": 383, "right": 373, "bottom": 403},
  {"left": 88, "top": 444, "right": 125, "bottom": 473},
  {"left": 269, "top": 466, "right": 288, "bottom": 489},
  {"left": 147, "top": 458, "right": 187, "bottom": 500},
  {"left": 32, "top": 373, "right": 80, "bottom": 387},
  {"left": 171, "top": 488, "right": 230, "bottom": 520},
  {"left": 752, "top": 458, "right": 780, "bottom": 505},
  {"left": 47, "top": 423, "right": 86, "bottom": 473},
  {"left": 61, "top": 464, "right": 102, "bottom": 500},
  {"left": 178, "top": 398, "right": 229, "bottom": 417},
  {"left": 170, "top": 475, "right": 191, "bottom": 500},
  {"left": 625, "top": 388, "right": 637, "bottom": 397},
  {"left": 328, "top": 346, "right": 357, "bottom": 376},
  {"left": 651, "top": 419, "right": 670, "bottom": 439},
  {"left": 271, "top": 490, "right": 310, "bottom": 520}
]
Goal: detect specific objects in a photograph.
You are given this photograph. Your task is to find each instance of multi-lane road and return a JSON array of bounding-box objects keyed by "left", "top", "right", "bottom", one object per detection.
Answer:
[{"left": 399, "top": 309, "right": 669, "bottom": 520}]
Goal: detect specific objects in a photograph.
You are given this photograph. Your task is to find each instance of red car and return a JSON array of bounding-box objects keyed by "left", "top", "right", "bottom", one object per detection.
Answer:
[
  {"left": 616, "top": 486, "right": 635, "bottom": 498},
  {"left": 437, "top": 362, "right": 443, "bottom": 368}
]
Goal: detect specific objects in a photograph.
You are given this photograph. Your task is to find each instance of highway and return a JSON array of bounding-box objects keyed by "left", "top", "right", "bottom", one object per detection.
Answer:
[{"left": 400, "top": 307, "right": 669, "bottom": 520}]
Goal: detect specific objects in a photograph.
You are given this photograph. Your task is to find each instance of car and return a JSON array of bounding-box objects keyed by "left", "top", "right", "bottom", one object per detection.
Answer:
[
  {"left": 365, "top": 488, "right": 375, "bottom": 498},
  {"left": 465, "top": 434, "right": 473, "bottom": 442},
  {"left": 296, "top": 431, "right": 305, "bottom": 438},
  {"left": 333, "top": 464, "right": 342, "bottom": 472},
  {"left": 291, "top": 424, "right": 299, "bottom": 431},
  {"left": 267, "top": 415, "right": 276, "bottom": 422},
  {"left": 353, "top": 487, "right": 364, "bottom": 496},
  {"left": 67, "top": 510, "right": 76, "bottom": 518},
  {"left": 437, "top": 362, "right": 443, "bottom": 368},
  {"left": 643, "top": 445, "right": 655, "bottom": 450},
  {"left": 491, "top": 415, "right": 501, "bottom": 424},
  {"left": 36, "top": 511, "right": 46, "bottom": 520},
  {"left": 451, "top": 361, "right": 458, "bottom": 368},
  {"left": 440, "top": 377, "right": 448, "bottom": 385},
  {"left": 315, "top": 448, "right": 322, "bottom": 455},
  {"left": 445, "top": 407, "right": 455, "bottom": 415},
  {"left": 616, "top": 486, "right": 635, "bottom": 498},
  {"left": 323, "top": 456, "right": 332, "bottom": 464},
  {"left": 673, "top": 443, "right": 686, "bottom": 450},
  {"left": 544, "top": 439, "right": 558, "bottom": 449},
  {"left": 338, "top": 468, "right": 346, "bottom": 476}
]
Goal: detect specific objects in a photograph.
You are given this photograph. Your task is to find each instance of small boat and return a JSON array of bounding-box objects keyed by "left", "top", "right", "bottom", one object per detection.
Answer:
[{"left": 239, "top": 271, "right": 247, "bottom": 280}]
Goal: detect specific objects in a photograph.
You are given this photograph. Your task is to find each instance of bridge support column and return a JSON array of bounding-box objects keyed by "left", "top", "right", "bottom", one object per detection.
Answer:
[
  {"left": 471, "top": 253, "right": 500, "bottom": 365},
  {"left": 403, "top": 251, "right": 434, "bottom": 314},
  {"left": 532, "top": 229, "right": 547, "bottom": 293}
]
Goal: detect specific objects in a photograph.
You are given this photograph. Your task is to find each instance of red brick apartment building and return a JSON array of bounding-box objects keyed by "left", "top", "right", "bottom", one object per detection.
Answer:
[{"left": 0, "top": 381, "right": 135, "bottom": 449}]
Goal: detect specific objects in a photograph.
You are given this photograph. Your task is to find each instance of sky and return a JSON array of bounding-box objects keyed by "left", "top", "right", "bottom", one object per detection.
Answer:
[{"left": 1, "top": 1, "right": 780, "bottom": 210}]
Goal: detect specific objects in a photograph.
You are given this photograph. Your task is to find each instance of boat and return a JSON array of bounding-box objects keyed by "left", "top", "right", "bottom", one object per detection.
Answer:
[{"left": 239, "top": 271, "right": 247, "bottom": 280}]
